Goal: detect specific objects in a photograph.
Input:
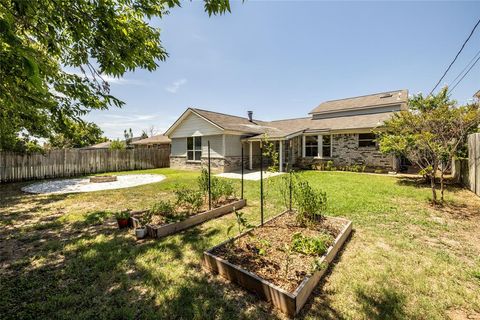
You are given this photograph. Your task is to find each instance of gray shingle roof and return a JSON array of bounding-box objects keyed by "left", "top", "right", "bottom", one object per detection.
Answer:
[
  {"left": 130, "top": 134, "right": 171, "bottom": 145},
  {"left": 309, "top": 89, "right": 408, "bottom": 114}
]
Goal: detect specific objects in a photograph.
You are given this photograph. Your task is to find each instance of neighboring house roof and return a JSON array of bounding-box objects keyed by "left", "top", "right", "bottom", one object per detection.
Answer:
[
  {"left": 82, "top": 141, "right": 112, "bottom": 149},
  {"left": 309, "top": 89, "right": 408, "bottom": 115},
  {"left": 475, "top": 90, "right": 480, "bottom": 99},
  {"left": 130, "top": 134, "right": 171, "bottom": 145},
  {"left": 81, "top": 137, "right": 143, "bottom": 149}
]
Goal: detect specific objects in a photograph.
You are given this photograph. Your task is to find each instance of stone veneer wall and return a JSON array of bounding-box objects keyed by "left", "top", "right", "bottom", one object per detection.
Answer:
[
  {"left": 170, "top": 156, "right": 260, "bottom": 173},
  {"left": 298, "top": 133, "right": 395, "bottom": 171}
]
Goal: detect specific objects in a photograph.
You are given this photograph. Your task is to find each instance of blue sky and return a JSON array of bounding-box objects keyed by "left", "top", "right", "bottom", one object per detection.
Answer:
[{"left": 85, "top": 1, "right": 480, "bottom": 139}]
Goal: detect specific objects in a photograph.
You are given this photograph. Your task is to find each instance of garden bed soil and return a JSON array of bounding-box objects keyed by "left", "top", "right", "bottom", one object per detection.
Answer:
[{"left": 203, "top": 211, "right": 352, "bottom": 317}]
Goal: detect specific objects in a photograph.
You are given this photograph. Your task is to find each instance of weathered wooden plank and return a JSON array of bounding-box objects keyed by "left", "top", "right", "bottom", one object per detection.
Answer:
[{"left": 0, "top": 148, "right": 170, "bottom": 183}]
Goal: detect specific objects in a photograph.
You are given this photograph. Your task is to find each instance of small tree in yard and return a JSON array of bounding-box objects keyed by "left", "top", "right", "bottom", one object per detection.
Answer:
[{"left": 377, "top": 88, "right": 480, "bottom": 203}]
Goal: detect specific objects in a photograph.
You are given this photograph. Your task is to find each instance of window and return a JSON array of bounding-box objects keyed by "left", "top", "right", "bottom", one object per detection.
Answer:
[
  {"left": 322, "top": 135, "right": 332, "bottom": 157},
  {"left": 358, "top": 133, "right": 376, "bottom": 148},
  {"left": 187, "top": 137, "right": 202, "bottom": 161},
  {"left": 305, "top": 135, "right": 318, "bottom": 157}
]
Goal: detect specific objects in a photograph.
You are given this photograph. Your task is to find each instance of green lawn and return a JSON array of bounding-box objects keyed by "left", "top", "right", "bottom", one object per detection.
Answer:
[{"left": 0, "top": 169, "right": 479, "bottom": 319}]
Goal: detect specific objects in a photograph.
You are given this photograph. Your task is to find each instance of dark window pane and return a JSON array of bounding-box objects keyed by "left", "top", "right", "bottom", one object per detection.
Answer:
[
  {"left": 187, "top": 137, "right": 193, "bottom": 150},
  {"left": 358, "top": 133, "right": 376, "bottom": 147},
  {"left": 187, "top": 151, "right": 194, "bottom": 160},
  {"left": 195, "top": 151, "right": 202, "bottom": 160},
  {"left": 322, "top": 135, "right": 331, "bottom": 144},
  {"left": 194, "top": 137, "right": 202, "bottom": 149},
  {"left": 305, "top": 146, "right": 318, "bottom": 157},
  {"left": 322, "top": 146, "right": 331, "bottom": 157},
  {"left": 306, "top": 135, "right": 317, "bottom": 145}
]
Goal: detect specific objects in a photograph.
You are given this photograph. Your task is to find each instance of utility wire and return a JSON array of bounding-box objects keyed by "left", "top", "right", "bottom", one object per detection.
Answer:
[
  {"left": 448, "top": 54, "right": 480, "bottom": 94},
  {"left": 429, "top": 17, "right": 480, "bottom": 96},
  {"left": 449, "top": 48, "right": 480, "bottom": 85}
]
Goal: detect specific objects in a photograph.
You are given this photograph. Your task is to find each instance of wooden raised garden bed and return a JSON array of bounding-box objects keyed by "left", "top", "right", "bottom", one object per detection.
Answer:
[
  {"left": 203, "top": 211, "right": 352, "bottom": 317},
  {"left": 129, "top": 199, "right": 247, "bottom": 239}
]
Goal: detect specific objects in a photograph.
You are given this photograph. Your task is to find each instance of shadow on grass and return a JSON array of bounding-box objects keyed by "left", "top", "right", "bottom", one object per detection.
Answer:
[{"left": 355, "top": 286, "right": 406, "bottom": 320}]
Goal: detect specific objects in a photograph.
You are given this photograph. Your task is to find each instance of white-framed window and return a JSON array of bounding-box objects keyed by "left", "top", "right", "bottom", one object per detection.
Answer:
[
  {"left": 187, "top": 136, "right": 202, "bottom": 161},
  {"left": 305, "top": 136, "right": 318, "bottom": 157},
  {"left": 358, "top": 133, "right": 376, "bottom": 148},
  {"left": 322, "top": 134, "right": 332, "bottom": 157},
  {"left": 303, "top": 134, "right": 332, "bottom": 158}
]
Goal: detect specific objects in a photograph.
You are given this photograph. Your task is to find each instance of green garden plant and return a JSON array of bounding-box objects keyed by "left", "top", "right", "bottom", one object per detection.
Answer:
[
  {"left": 174, "top": 186, "right": 203, "bottom": 214},
  {"left": 291, "top": 232, "right": 333, "bottom": 256},
  {"left": 293, "top": 178, "right": 328, "bottom": 223}
]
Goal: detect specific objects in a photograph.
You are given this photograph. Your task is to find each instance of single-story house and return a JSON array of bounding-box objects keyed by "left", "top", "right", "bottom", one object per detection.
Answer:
[
  {"left": 130, "top": 134, "right": 171, "bottom": 151},
  {"left": 165, "top": 90, "right": 408, "bottom": 173}
]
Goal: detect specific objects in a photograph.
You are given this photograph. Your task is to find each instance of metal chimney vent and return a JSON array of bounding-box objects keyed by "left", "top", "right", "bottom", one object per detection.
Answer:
[{"left": 247, "top": 111, "right": 253, "bottom": 122}]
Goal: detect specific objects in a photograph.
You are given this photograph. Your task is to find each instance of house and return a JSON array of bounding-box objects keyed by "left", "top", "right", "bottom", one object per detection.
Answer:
[
  {"left": 165, "top": 90, "right": 408, "bottom": 173},
  {"left": 130, "top": 134, "right": 171, "bottom": 151}
]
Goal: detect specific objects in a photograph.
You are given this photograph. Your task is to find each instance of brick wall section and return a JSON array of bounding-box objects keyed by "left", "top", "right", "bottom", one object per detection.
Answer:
[
  {"left": 170, "top": 156, "right": 225, "bottom": 172},
  {"left": 298, "top": 133, "right": 395, "bottom": 170}
]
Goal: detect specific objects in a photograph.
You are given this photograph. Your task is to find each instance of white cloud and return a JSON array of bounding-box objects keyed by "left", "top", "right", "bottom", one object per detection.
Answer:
[{"left": 165, "top": 78, "right": 187, "bottom": 93}]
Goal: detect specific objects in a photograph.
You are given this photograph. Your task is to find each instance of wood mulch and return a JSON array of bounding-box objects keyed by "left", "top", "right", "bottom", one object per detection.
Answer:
[{"left": 211, "top": 212, "right": 347, "bottom": 293}]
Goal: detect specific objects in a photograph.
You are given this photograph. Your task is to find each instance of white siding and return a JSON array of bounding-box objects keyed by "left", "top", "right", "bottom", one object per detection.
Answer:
[
  {"left": 171, "top": 138, "right": 187, "bottom": 156},
  {"left": 169, "top": 113, "right": 223, "bottom": 138},
  {"left": 225, "top": 135, "right": 243, "bottom": 156},
  {"left": 202, "top": 135, "right": 224, "bottom": 158},
  {"left": 170, "top": 135, "right": 224, "bottom": 158}
]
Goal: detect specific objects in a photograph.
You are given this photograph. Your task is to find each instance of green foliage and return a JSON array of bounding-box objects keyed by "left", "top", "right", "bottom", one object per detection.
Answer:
[
  {"left": 261, "top": 135, "right": 279, "bottom": 172},
  {"left": 293, "top": 178, "right": 327, "bottom": 223},
  {"left": 291, "top": 232, "right": 333, "bottom": 256},
  {"left": 174, "top": 186, "right": 203, "bottom": 214},
  {"left": 114, "top": 209, "right": 130, "bottom": 220},
  {"left": 377, "top": 87, "right": 480, "bottom": 203},
  {"left": 198, "top": 169, "right": 235, "bottom": 206},
  {"left": 232, "top": 207, "right": 252, "bottom": 236},
  {"left": 0, "top": 0, "right": 233, "bottom": 151},
  {"left": 150, "top": 200, "right": 175, "bottom": 216},
  {"left": 109, "top": 139, "right": 126, "bottom": 150},
  {"left": 48, "top": 119, "right": 107, "bottom": 149},
  {"left": 279, "top": 243, "right": 294, "bottom": 279},
  {"left": 139, "top": 210, "right": 153, "bottom": 227}
]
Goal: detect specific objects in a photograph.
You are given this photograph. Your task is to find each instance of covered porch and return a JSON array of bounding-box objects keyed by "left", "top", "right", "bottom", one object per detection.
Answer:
[{"left": 242, "top": 135, "right": 303, "bottom": 172}]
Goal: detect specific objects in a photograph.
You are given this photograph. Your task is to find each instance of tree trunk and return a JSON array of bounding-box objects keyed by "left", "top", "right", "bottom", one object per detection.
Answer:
[
  {"left": 430, "top": 162, "right": 438, "bottom": 204},
  {"left": 440, "top": 168, "right": 445, "bottom": 202}
]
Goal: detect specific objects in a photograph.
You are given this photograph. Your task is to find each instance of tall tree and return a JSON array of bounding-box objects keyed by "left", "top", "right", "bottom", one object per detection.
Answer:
[
  {"left": 377, "top": 88, "right": 480, "bottom": 203},
  {"left": 48, "top": 120, "right": 107, "bottom": 149},
  {"left": 0, "top": 0, "right": 232, "bottom": 152}
]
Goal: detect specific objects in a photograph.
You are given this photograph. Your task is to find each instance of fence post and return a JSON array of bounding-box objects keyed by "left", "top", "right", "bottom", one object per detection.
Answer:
[
  {"left": 260, "top": 144, "right": 264, "bottom": 226},
  {"left": 208, "top": 140, "right": 212, "bottom": 211}
]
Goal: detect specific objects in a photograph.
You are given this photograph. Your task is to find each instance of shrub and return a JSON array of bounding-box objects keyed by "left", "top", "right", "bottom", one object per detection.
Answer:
[
  {"left": 150, "top": 200, "right": 175, "bottom": 216},
  {"left": 325, "top": 160, "right": 335, "bottom": 171},
  {"left": 174, "top": 186, "right": 203, "bottom": 214},
  {"left": 291, "top": 232, "right": 333, "bottom": 256},
  {"left": 293, "top": 178, "right": 327, "bottom": 223},
  {"left": 198, "top": 169, "right": 235, "bottom": 206},
  {"left": 109, "top": 139, "right": 126, "bottom": 150}
]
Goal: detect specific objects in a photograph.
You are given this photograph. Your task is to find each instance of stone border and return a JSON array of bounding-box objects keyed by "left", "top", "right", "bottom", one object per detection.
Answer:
[
  {"left": 129, "top": 199, "right": 247, "bottom": 238},
  {"left": 202, "top": 211, "right": 352, "bottom": 317}
]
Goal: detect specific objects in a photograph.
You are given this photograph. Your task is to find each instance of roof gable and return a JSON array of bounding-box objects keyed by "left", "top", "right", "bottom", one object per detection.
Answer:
[{"left": 166, "top": 109, "right": 224, "bottom": 138}]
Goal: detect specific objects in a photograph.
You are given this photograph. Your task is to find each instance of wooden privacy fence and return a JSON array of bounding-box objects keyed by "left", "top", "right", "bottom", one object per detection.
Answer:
[
  {"left": 454, "top": 133, "right": 480, "bottom": 196},
  {"left": 0, "top": 148, "right": 170, "bottom": 183}
]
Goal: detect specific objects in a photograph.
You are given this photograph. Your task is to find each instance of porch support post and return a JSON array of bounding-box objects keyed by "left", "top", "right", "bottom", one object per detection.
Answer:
[
  {"left": 279, "top": 140, "right": 283, "bottom": 172},
  {"left": 302, "top": 135, "right": 306, "bottom": 158},
  {"left": 249, "top": 141, "right": 253, "bottom": 170}
]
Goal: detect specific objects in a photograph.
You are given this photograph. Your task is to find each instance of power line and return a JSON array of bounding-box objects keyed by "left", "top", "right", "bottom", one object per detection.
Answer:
[
  {"left": 449, "top": 48, "right": 480, "bottom": 85},
  {"left": 429, "top": 17, "right": 480, "bottom": 96},
  {"left": 448, "top": 54, "right": 480, "bottom": 95}
]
